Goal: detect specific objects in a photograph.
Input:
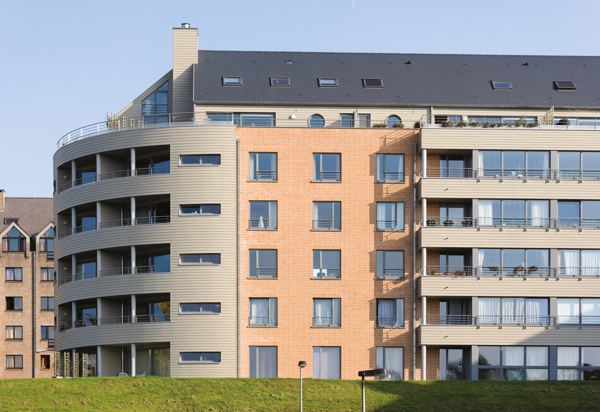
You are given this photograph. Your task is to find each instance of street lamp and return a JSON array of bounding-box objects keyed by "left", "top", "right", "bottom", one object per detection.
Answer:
[
  {"left": 358, "top": 368, "right": 387, "bottom": 412},
  {"left": 298, "top": 361, "right": 307, "bottom": 412}
]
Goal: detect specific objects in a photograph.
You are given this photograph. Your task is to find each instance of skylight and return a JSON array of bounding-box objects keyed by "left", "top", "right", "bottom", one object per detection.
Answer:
[
  {"left": 222, "top": 77, "right": 242, "bottom": 86},
  {"left": 555, "top": 81, "right": 576, "bottom": 90},
  {"left": 319, "top": 78, "right": 338, "bottom": 87},
  {"left": 492, "top": 81, "right": 512, "bottom": 90},
  {"left": 270, "top": 77, "right": 290, "bottom": 86},
  {"left": 363, "top": 78, "right": 383, "bottom": 88}
]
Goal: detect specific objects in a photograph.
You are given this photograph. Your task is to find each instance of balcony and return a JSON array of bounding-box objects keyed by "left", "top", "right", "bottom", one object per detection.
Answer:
[
  {"left": 57, "top": 166, "right": 170, "bottom": 194},
  {"left": 57, "top": 265, "right": 171, "bottom": 286},
  {"left": 421, "top": 314, "right": 600, "bottom": 327},
  {"left": 420, "top": 265, "right": 600, "bottom": 278},
  {"left": 422, "top": 216, "right": 600, "bottom": 230},
  {"left": 57, "top": 314, "right": 170, "bottom": 332},
  {"left": 58, "top": 216, "right": 170, "bottom": 240}
]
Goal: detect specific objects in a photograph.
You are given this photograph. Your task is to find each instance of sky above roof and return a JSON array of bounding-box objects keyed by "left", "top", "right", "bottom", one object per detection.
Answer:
[{"left": 2, "top": 0, "right": 600, "bottom": 197}]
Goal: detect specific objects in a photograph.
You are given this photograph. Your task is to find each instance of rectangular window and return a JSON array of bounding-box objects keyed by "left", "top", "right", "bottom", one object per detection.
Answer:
[
  {"left": 363, "top": 78, "right": 383, "bottom": 88},
  {"left": 376, "top": 154, "right": 405, "bottom": 182},
  {"left": 340, "top": 114, "right": 354, "bottom": 128},
  {"left": 439, "top": 348, "right": 466, "bottom": 380},
  {"left": 376, "top": 299, "right": 404, "bottom": 328},
  {"left": 270, "top": 77, "right": 290, "bottom": 86},
  {"left": 492, "top": 81, "right": 512, "bottom": 89},
  {"left": 555, "top": 80, "right": 576, "bottom": 90},
  {"left": 41, "top": 297, "right": 54, "bottom": 311},
  {"left": 249, "top": 298, "right": 277, "bottom": 326},
  {"left": 479, "top": 346, "right": 548, "bottom": 381},
  {"left": 179, "top": 254, "right": 221, "bottom": 265},
  {"left": 41, "top": 355, "right": 50, "bottom": 369},
  {"left": 6, "top": 326, "right": 22, "bottom": 340},
  {"left": 249, "top": 346, "right": 277, "bottom": 378},
  {"left": 180, "top": 204, "right": 221, "bottom": 215},
  {"left": 41, "top": 268, "right": 55, "bottom": 281},
  {"left": 376, "top": 251, "right": 404, "bottom": 279},
  {"left": 249, "top": 250, "right": 277, "bottom": 278},
  {"left": 313, "top": 153, "right": 341, "bottom": 182},
  {"left": 41, "top": 326, "right": 54, "bottom": 340},
  {"left": 479, "top": 151, "right": 549, "bottom": 178},
  {"left": 249, "top": 201, "right": 277, "bottom": 229},
  {"left": 180, "top": 303, "right": 221, "bottom": 314},
  {"left": 222, "top": 77, "right": 242, "bottom": 85},
  {"left": 180, "top": 352, "right": 221, "bottom": 363},
  {"left": 313, "top": 298, "right": 341, "bottom": 327},
  {"left": 180, "top": 155, "right": 221, "bottom": 166},
  {"left": 6, "top": 355, "right": 23, "bottom": 369},
  {"left": 6, "top": 297, "right": 22, "bottom": 311},
  {"left": 558, "top": 298, "right": 600, "bottom": 325},
  {"left": 313, "top": 250, "right": 341, "bottom": 278},
  {"left": 478, "top": 199, "right": 549, "bottom": 227},
  {"left": 376, "top": 347, "right": 404, "bottom": 380},
  {"left": 478, "top": 297, "right": 548, "bottom": 324},
  {"left": 5, "top": 268, "right": 22, "bottom": 281},
  {"left": 376, "top": 202, "right": 404, "bottom": 231},
  {"left": 313, "top": 201, "right": 341, "bottom": 230},
  {"left": 318, "top": 78, "right": 338, "bottom": 87},
  {"left": 249, "top": 153, "right": 277, "bottom": 181},
  {"left": 312, "top": 347, "right": 341, "bottom": 379}
]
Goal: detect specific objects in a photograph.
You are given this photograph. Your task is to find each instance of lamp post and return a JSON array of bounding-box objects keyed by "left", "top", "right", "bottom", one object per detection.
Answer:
[
  {"left": 358, "top": 368, "right": 387, "bottom": 412},
  {"left": 298, "top": 361, "right": 307, "bottom": 412}
]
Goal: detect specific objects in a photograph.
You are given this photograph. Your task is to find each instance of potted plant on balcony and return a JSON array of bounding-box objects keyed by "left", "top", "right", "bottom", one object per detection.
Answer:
[
  {"left": 469, "top": 122, "right": 481, "bottom": 127},
  {"left": 426, "top": 218, "right": 437, "bottom": 227},
  {"left": 457, "top": 121, "right": 468, "bottom": 127},
  {"left": 455, "top": 270, "right": 466, "bottom": 276},
  {"left": 488, "top": 266, "right": 500, "bottom": 276},
  {"left": 513, "top": 265, "right": 525, "bottom": 275},
  {"left": 372, "top": 123, "right": 387, "bottom": 128},
  {"left": 414, "top": 121, "right": 421, "bottom": 128},
  {"left": 443, "top": 219, "right": 455, "bottom": 227},
  {"left": 441, "top": 120, "right": 454, "bottom": 127},
  {"left": 514, "top": 115, "right": 528, "bottom": 127},
  {"left": 392, "top": 122, "right": 405, "bottom": 128},
  {"left": 527, "top": 265, "right": 539, "bottom": 275},
  {"left": 527, "top": 122, "right": 539, "bottom": 128},
  {"left": 482, "top": 122, "right": 491, "bottom": 128},
  {"left": 461, "top": 219, "right": 473, "bottom": 227}
]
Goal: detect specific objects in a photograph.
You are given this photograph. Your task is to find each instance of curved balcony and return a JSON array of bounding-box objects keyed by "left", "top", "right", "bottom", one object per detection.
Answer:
[
  {"left": 57, "top": 265, "right": 171, "bottom": 286},
  {"left": 57, "top": 166, "right": 170, "bottom": 194},
  {"left": 58, "top": 216, "right": 170, "bottom": 240}
]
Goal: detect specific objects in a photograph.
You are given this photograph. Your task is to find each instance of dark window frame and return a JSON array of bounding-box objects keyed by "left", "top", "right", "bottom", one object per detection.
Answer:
[
  {"left": 41, "top": 297, "right": 54, "bottom": 311},
  {"left": 363, "top": 78, "right": 384, "bottom": 88},
  {"left": 6, "top": 355, "right": 23, "bottom": 369}
]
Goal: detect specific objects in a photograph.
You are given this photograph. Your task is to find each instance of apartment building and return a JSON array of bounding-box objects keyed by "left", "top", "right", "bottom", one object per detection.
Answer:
[
  {"left": 0, "top": 190, "right": 55, "bottom": 378},
  {"left": 52, "top": 24, "right": 600, "bottom": 381}
]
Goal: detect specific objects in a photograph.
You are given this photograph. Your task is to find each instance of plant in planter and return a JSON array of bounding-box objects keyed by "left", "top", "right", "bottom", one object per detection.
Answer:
[
  {"left": 488, "top": 266, "right": 500, "bottom": 276},
  {"left": 515, "top": 115, "right": 528, "bottom": 127},
  {"left": 513, "top": 265, "right": 525, "bottom": 275},
  {"left": 469, "top": 122, "right": 481, "bottom": 127},
  {"left": 495, "top": 122, "right": 504, "bottom": 128},
  {"left": 392, "top": 122, "right": 405, "bottom": 128},
  {"left": 527, "top": 122, "right": 539, "bottom": 128},
  {"left": 434, "top": 271, "right": 443, "bottom": 276},
  {"left": 444, "top": 271, "right": 453, "bottom": 276},
  {"left": 372, "top": 123, "right": 387, "bottom": 128},
  {"left": 414, "top": 121, "right": 421, "bottom": 128},
  {"left": 457, "top": 121, "right": 468, "bottom": 127},
  {"left": 455, "top": 270, "right": 466, "bottom": 276},
  {"left": 443, "top": 219, "right": 455, "bottom": 226},
  {"left": 461, "top": 219, "right": 473, "bottom": 227},
  {"left": 441, "top": 120, "right": 454, "bottom": 127},
  {"left": 483, "top": 122, "right": 491, "bottom": 128},
  {"left": 527, "top": 265, "right": 539, "bottom": 275},
  {"left": 426, "top": 219, "right": 437, "bottom": 227}
]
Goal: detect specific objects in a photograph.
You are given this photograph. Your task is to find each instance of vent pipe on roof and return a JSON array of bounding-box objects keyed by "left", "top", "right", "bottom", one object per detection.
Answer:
[
  {"left": 181, "top": 23, "right": 191, "bottom": 28},
  {"left": 0, "top": 190, "right": 4, "bottom": 212}
]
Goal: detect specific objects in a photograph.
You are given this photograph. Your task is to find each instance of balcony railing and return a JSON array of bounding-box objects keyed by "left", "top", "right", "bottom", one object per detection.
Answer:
[
  {"left": 249, "top": 219, "right": 273, "bottom": 230},
  {"left": 58, "top": 315, "right": 170, "bottom": 332},
  {"left": 377, "top": 269, "right": 405, "bottom": 280},
  {"left": 250, "top": 171, "right": 278, "bottom": 181},
  {"left": 58, "top": 216, "right": 170, "bottom": 239},
  {"left": 376, "top": 220, "right": 403, "bottom": 231},
  {"left": 421, "top": 315, "right": 600, "bottom": 326},
  {"left": 421, "top": 121, "right": 600, "bottom": 130},
  {"left": 421, "top": 168, "right": 600, "bottom": 180},
  {"left": 376, "top": 172, "right": 405, "bottom": 183},
  {"left": 312, "top": 317, "right": 337, "bottom": 327},
  {"left": 47, "top": 338, "right": 54, "bottom": 348},
  {"left": 56, "top": 166, "right": 171, "bottom": 194},
  {"left": 421, "top": 265, "right": 600, "bottom": 278},
  {"left": 422, "top": 216, "right": 600, "bottom": 229},
  {"left": 376, "top": 317, "right": 401, "bottom": 328},
  {"left": 57, "top": 265, "right": 170, "bottom": 285},
  {"left": 250, "top": 268, "right": 278, "bottom": 279},
  {"left": 315, "top": 171, "right": 341, "bottom": 182},
  {"left": 313, "top": 269, "right": 341, "bottom": 278},
  {"left": 312, "top": 220, "right": 340, "bottom": 230}
]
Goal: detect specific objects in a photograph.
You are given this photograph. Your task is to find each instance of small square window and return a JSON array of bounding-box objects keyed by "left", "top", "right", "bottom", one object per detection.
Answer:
[
  {"left": 363, "top": 78, "right": 383, "bottom": 88},
  {"left": 270, "top": 77, "right": 290, "bottom": 86},
  {"left": 41, "top": 355, "right": 51, "bottom": 369},
  {"left": 223, "top": 77, "right": 242, "bottom": 86},
  {"left": 6, "top": 355, "right": 23, "bottom": 369},
  {"left": 492, "top": 81, "right": 512, "bottom": 90},
  {"left": 6, "top": 297, "right": 22, "bottom": 311},
  {"left": 319, "top": 78, "right": 338, "bottom": 87},
  {"left": 555, "top": 81, "right": 576, "bottom": 90}
]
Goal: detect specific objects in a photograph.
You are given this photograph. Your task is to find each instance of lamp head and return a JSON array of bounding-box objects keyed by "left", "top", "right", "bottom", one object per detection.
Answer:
[{"left": 298, "top": 361, "right": 307, "bottom": 368}]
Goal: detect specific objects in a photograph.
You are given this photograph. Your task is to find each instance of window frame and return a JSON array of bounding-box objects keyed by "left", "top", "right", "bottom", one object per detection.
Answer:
[
  {"left": 363, "top": 78, "right": 384, "bottom": 88},
  {"left": 40, "top": 354, "right": 51, "bottom": 370},
  {"left": 249, "top": 346, "right": 278, "bottom": 378},
  {"left": 555, "top": 80, "right": 576, "bottom": 90},
  {"left": 6, "top": 297, "right": 23, "bottom": 311},
  {"left": 313, "top": 153, "right": 342, "bottom": 182},
  {"left": 249, "top": 152, "right": 278, "bottom": 182},
  {"left": 312, "top": 346, "right": 341, "bottom": 379},
  {"left": 179, "top": 254, "right": 221, "bottom": 266},
  {"left": 6, "top": 355, "right": 23, "bottom": 370},
  {"left": 270, "top": 77, "right": 290, "bottom": 87},
  {"left": 41, "top": 326, "right": 54, "bottom": 340},
  {"left": 249, "top": 298, "right": 278, "bottom": 327},
  {"left": 376, "top": 250, "right": 405, "bottom": 279},
  {"left": 179, "top": 155, "right": 221, "bottom": 166},
  {"left": 41, "top": 297, "right": 54, "bottom": 311},
  {"left": 6, "top": 326, "right": 23, "bottom": 340},
  {"left": 222, "top": 77, "right": 242, "bottom": 86},
  {"left": 308, "top": 114, "right": 325, "bottom": 128},
  {"left": 312, "top": 201, "right": 342, "bottom": 231},
  {"left": 491, "top": 80, "right": 513, "bottom": 90},
  {"left": 249, "top": 201, "right": 278, "bottom": 230},
  {"left": 318, "top": 78, "right": 338, "bottom": 87},
  {"left": 376, "top": 347, "right": 404, "bottom": 380},
  {"left": 478, "top": 297, "right": 549, "bottom": 324},
  {"left": 385, "top": 115, "right": 402, "bottom": 128},
  {"left": 376, "top": 154, "right": 405, "bottom": 183},
  {"left": 179, "top": 303, "right": 221, "bottom": 315},
  {"left": 179, "top": 204, "right": 221, "bottom": 216},
  {"left": 478, "top": 346, "right": 550, "bottom": 381},
  {"left": 376, "top": 202, "right": 405, "bottom": 231},
  {"left": 312, "top": 298, "right": 341, "bottom": 327},
  {"left": 249, "top": 249, "right": 278, "bottom": 279},
  {"left": 312, "top": 250, "right": 341, "bottom": 279},
  {"left": 376, "top": 298, "right": 405, "bottom": 328},
  {"left": 41, "top": 268, "right": 55, "bottom": 281},
  {"left": 2, "top": 227, "right": 26, "bottom": 252},
  {"left": 179, "top": 352, "right": 221, "bottom": 364},
  {"left": 5, "top": 267, "right": 23, "bottom": 282}
]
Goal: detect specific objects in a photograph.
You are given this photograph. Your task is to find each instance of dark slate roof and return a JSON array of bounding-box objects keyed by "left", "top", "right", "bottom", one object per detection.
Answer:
[
  {"left": 194, "top": 51, "right": 600, "bottom": 109},
  {"left": 0, "top": 198, "right": 54, "bottom": 237}
]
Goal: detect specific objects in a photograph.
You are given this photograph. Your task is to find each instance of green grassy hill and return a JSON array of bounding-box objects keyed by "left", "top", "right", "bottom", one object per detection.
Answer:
[{"left": 0, "top": 377, "right": 597, "bottom": 411}]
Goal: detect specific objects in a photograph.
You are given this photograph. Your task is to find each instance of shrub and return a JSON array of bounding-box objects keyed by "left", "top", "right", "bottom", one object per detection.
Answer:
[
  {"left": 483, "top": 122, "right": 491, "bottom": 128},
  {"left": 457, "top": 121, "right": 468, "bottom": 127},
  {"left": 469, "top": 122, "right": 481, "bottom": 127},
  {"left": 515, "top": 115, "right": 528, "bottom": 127},
  {"left": 441, "top": 120, "right": 454, "bottom": 127},
  {"left": 372, "top": 123, "right": 387, "bottom": 128},
  {"left": 527, "top": 122, "right": 539, "bottom": 128},
  {"left": 392, "top": 122, "right": 405, "bottom": 128},
  {"left": 414, "top": 121, "right": 421, "bottom": 128}
]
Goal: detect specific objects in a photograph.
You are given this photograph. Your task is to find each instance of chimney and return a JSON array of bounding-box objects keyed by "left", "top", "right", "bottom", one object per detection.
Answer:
[
  {"left": 173, "top": 23, "right": 198, "bottom": 115},
  {"left": 0, "top": 190, "right": 4, "bottom": 212}
]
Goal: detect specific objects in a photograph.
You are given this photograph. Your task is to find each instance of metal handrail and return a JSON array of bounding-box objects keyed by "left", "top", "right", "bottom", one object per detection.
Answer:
[
  {"left": 248, "top": 316, "right": 270, "bottom": 325},
  {"left": 251, "top": 171, "right": 277, "bottom": 181},
  {"left": 376, "top": 172, "right": 405, "bottom": 183},
  {"left": 376, "top": 220, "right": 403, "bottom": 231},
  {"left": 249, "top": 219, "right": 272, "bottom": 229},
  {"left": 316, "top": 171, "right": 341, "bottom": 181},
  {"left": 57, "top": 265, "right": 170, "bottom": 285},
  {"left": 421, "top": 265, "right": 600, "bottom": 277},
  {"left": 56, "top": 167, "right": 171, "bottom": 194},
  {"left": 313, "top": 316, "right": 336, "bottom": 326},
  {"left": 422, "top": 216, "right": 600, "bottom": 229},
  {"left": 58, "top": 216, "right": 170, "bottom": 239},
  {"left": 313, "top": 269, "right": 342, "bottom": 278},
  {"left": 313, "top": 220, "right": 340, "bottom": 230},
  {"left": 251, "top": 268, "right": 277, "bottom": 278},
  {"left": 376, "top": 317, "right": 400, "bottom": 327},
  {"left": 421, "top": 123, "right": 600, "bottom": 129},
  {"left": 377, "top": 269, "right": 405, "bottom": 279},
  {"left": 422, "top": 315, "right": 600, "bottom": 326}
]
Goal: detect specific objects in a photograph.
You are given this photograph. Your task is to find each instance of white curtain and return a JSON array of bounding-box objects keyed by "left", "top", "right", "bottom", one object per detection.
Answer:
[
  {"left": 269, "top": 202, "right": 277, "bottom": 229},
  {"left": 558, "top": 347, "right": 579, "bottom": 367},
  {"left": 376, "top": 154, "right": 383, "bottom": 181},
  {"left": 479, "top": 200, "right": 494, "bottom": 226},
  {"left": 557, "top": 298, "right": 579, "bottom": 324},
  {"left": 582, "top": 250, "right": 600, "bottom": 276},
  {"left": 528, "top": 200, "right": 549, "bottom": 227},
  {"left": 378, "top": 300, "right": 396, "bottom": 327},
  {"left": 526, "top": 298, "right": 548, "bottom": 324},
  {"left": 257, "top": 347, "right": 277, "bottom": 378},
  {"left": 558, "top": 369, "right": 579, "bottom": 380},
  {"left": 478, "top": 151, "right": 485, "bottom": 176},
  {"left": 526, "top": 347, "right": 548, "bottom": 366},
  {"left": 504, "top": 346, "right": 525, "bottom": 366},
  {"left": 249, "top": 153, "right": 256, "bottom": 180},
  {"left": 503, "top": 298, "right": 525, "bottom": 323},
  {"left": 479, "top": 298, "right": 500, "bottom": 323},
  {"left": 526, "top": 369, "right": 548, "bottom": 380},
  {"left": 313, "top": 347, "right": 340, "bottom": 379},
  {"left": 251, "top": 299, "right": 269, "bottom": 324},
  {"left": 581, "top": 298, "right": 600, "bottom": 325},
  {"left": 314, "top": 299, "right": 332, "bottom": 325},
  {"left": 559, "top": 250, "right": 580, "bottom": 276},
  {"left": 377, "top": 347, "right": 403, "bottom": 380},
  {"left": 377, "top": 203, "right": 387, "bottom": 229}
]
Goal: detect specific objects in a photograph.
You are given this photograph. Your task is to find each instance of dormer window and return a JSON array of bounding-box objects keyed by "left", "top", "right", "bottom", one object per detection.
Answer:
[
  {"left": 223, "top": 77, "right": 242, "bottom": 86},
  {"left": 492, "top": 81, "right": 512, "bottom": 90},
  {"left": 363, "top": 78, "right": 383, "bottom": 88},
  {"left": 270, "top": 77, "right": 290, "bottom": 86},
  {"left": 555, "top": 81, "right": 576, "bottom": 90},
  {"left": 3, "top": 218, "right": 18, "bottom": 225},
  {"left": 319, "top": 78, "right": 338, "bottom": 87},
  {"left": 2, "top": 227, "right": 25, "bottom": 252}
]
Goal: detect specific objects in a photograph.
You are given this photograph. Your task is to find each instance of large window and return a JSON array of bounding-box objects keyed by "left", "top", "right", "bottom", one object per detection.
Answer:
[
  {"left": 313, "top": 298, "right": 341, "bottom": 327},
  {"left": 6, "top": 326, "right": 22, "bottom": 340},
  {"left": 207, "top": 112, "right": 275, "bottom": 127},
  {"left": 440, "top": 349, "right": 466, "bottom": 380},
  {"left": 376, "top": 347, "right": 404, "bottom": 380},
  {"left": 76, "top": 261, "right": 97, "bottom": 279},
  {"left": 249, "top": 298, "right": 277, "bottom": 326},
  {"left": 376, "top": 251, "right": 404, "bottom": 279},
  {"left": 479, "top": 346, "right": 548, "bottom": 380},
  {"left": 558, "top": 249, "right": 600, "bottom": 276},
  {"left": 376, "top": 154, "right": 404, "bottom": 183},
  {"left": 479, "top": 151, "right": 549, "bottom": 178},
  {"left": 2, "top": 227, "right": 26, "bottom": 252},
  {"left": 376, "top": 202, "right": 404, "bottom": 231},
  {"left": 558, "top": 200, "right": 600, "bottom": 227},
  {"left": 558, "top": 347, "right": 600, "bottom": 380},
  {"left": 249, "top": 153, "right": 277, "bottom": 181},
  {"left": 558, "top": 151, "right": 600, "bottom": 179},
  {"left": 313, "top": 202, "right": 341, "bottom": 230},
  {"left": 478, "top": 249, "right": 550, "bottom": 276},
  {"left": 479, "top": 297, "right": 548, "bottom": 324},
  {"left": 249, "top": 250, "right": 277, "bottom": 279},
  {"left": 478, "top": 200, "right": 549, "bottom": 227},
  {"left": 557, "top": 298, "right": 600, "bottom": 325},
  {"left": 39, "top": 227, "right": 54, "bottom": 255},
  {"left": 249, "top": 201, "right": 277, "bottom": 230},
  {"left": 5, "top": 268, "right": 22, "bottom": 281},
  {"left": 6, "top": 355, "right": 23, "bottom": 369},
  {"left": 313, "top": 250, "right": 341, "bottom": 278},
  {"left": 249, "top": 346, "right": 277, "bottom": 378},
  {"left": 142, "top": 82, "right": 168, "bottom": 124},
  {"left": 313, "top": 153, "right": 341, "bottom": 182},
  {"left": 376, "top": 299, "right": 404, "bottom": 328},
  {"left": 312, "top": 347, "right": 341, "bottom": 379},
  {"left": 41, "top": 268, "right": 55, "bottom": 281}
]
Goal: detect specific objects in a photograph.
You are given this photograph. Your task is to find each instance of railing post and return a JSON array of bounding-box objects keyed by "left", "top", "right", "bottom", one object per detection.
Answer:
[{"left": 131, "top": 295, "right": 136, "bottom": 324}]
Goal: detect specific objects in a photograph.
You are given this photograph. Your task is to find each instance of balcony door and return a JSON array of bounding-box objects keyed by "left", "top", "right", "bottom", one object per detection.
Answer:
[
  {"left": 439, "top": 253, "right": 468, "bottom": 275},
  {"left": 440, "top": 299, "right": 471, "bottom": 325},
  {"left": 440, "top": 155, "right": 470, "bottom": 178}
]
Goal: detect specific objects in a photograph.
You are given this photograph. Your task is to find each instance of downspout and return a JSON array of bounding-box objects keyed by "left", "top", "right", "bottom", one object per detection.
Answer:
[
  {"left": 237, "top": 138, "right": 241, "bottom": 378},
  {"left": 412, "top": 141, "right": 417, "bottom": 380},
  {"left": 31, "top": 236, "right": 36, "bottom": 378}
]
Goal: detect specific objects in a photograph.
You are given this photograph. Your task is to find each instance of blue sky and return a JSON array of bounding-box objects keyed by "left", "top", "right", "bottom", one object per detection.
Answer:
[{"left": 2, "top": 0, "right": 600, "bottom": 197}]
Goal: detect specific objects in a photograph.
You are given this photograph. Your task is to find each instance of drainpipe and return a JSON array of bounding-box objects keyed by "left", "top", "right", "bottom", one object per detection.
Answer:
[
  {"left": 412, "top": 141, "right": 418, "bottom": 380},
  {"left": 237, "top": 138, "right": 241, "bottom": 377},
  {"left": 31, "top": 237, "right": 36, "bottom": 378}
]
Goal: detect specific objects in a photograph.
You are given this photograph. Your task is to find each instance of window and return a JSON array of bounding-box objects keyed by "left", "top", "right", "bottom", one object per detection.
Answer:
[
  {"left": 376, "top": 202, "right": 404, "bottom": 231},
  {"left": 5, "top": 268, "right": 22, "bottom": 281},
  {"left": 435, "top": 115, "right": 462, "bottom": 125},
  {"left": 313, "top": 202, "right": 341, "bottom": 230},
  {"left": 376, "top": 154, "right": 404, "bottom": 182},
  {"left": 6, "top": 355, "right": 23, "bottom": 369},
  {"left": 478, "top": 297, "right": 548, "bottom": 324},
  {"left": 313, "top": 298, "right": 341, "bottom": 327},
  {"left": 180, "top": 204, "right": 221, "bottom": 215},
  {"left": 249, "top": 346, "right": 277, "bottom": 378},
  {"left": 41, "top": 326, "right": 54, "bottom": 340},
  {"left": 180, "top": 254, "right": 221, "bottom": 265},
  {"left": 340, "top": 113, "right": 370, "bottom": 128},
  {"left": 249, "top": 298, "right": 277, "bottom": 326},
  {"left": 6, "top": 297, "right": 22, "bottom": 311},
  {"left": 313, "top": 347, "right": 341, "bottom": 379},
  {"left": 318, "top": 78, "right": 338, "bottom": 87},
  {"left": 6, "top": 326, "right": 22, "bottom": 340},
  {"left": 180, "top": 155, "right": 221, "bottom": 166},
  {"left": 222, "top": 77, "right": 242, "bottom": 85},
  {"left": 492, "top": 81, "right": 512, "bottom": 90},
  {"left": 270, "top": 77, "right": 290, "bottom": 86},
  {"left": 557, "top": 298, "right": 600, "bottom": 325},
  {"left": 180, "top": 352, "right": 221, "bottom": 363},
  {"left": 479, "top": 346, "right": 548, "bottom": 381},
  {"left": 479, "top": 151, "right": 550, "bottom": 178},
  {"left": 41, "top": 355, "right": 50, "bottom": 369},
  {"left": 555, "top": 80, "right": 576, "bottom": 90},
  {"left": 249, "top": 201, "right": 277, "bottom": 229},
  {"left": 249, "top": 153, "right": 277, "bottom": 181},
  {"left": 558, "top": 249, "right": 600, "bottom": 277},
  {"left": 309, "top": 114, "right": 325, "bottom": 127},
  {"left": 313, "top": 250, "right": 341, "bottom": 278},
  {"left": 249, "top": 249, "right": 277, "bottom": 278},
  {"left": 180, "top": 303, "right": 221, "bottom": 314},
  {"left": 558, "top": 200, "right": 600, "bottom": 227},
  {"left": 558, "top": 347, "right": 600, "bottom": 380},
  {"left": 76, "top": 261, "right": 97, "bottom": 279},
  {"left": 376, "top": 251, "right": 404, "bottom": 279},
  {"left": 376, "top": 347, "right": 404, "bottom": 380},
  {"left": 142, "top": 82, "right": 168, "bottom": 124},
  {"left": 363, "top": 78, "right": 383, "bottom": 88},
  {"left": 376, "top": 299, "right": 404, "bottom": 328},
  {"left": 3, "top": 218, "right": 18, "bottom": 224},
  {"left": 313, "top": 153, "right": 341, "bottom": 182},
  {"left": 386, "top": 115, "right": 402, "bottom": 127},
  {"left": 39, "top": 227, "right": 54, "bottom": 253},
  {"left": 207, "top": 112, "right": 275, "bottom": 127},
  {"left": 478, "top": 199, "right": 550, "bottom": 227},
  {"left": 479, "top": 249, "right": 550, "bottom": 276},
  {"left": 41, "top": 297, "right": 54, "bottom": 311},
  {"left": 41, "top": 268, "right": 55, "bottom": 281},
  {"left": 2, "top": 227, "right": 26, "bottom": 252},
  {"left": 340, "top": 114, "right": 354, "bottom": 128},
  {"left": 439, "top": 348, "right": 466, "bottom": 380},
  {"left": 559, "top": 151, "right": 600, "bottom": 179}
]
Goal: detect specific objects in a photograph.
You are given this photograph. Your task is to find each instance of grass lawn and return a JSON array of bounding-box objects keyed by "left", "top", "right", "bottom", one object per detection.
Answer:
[{"left": 0, "top": 377, "right": 598, "bottom": 411}]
